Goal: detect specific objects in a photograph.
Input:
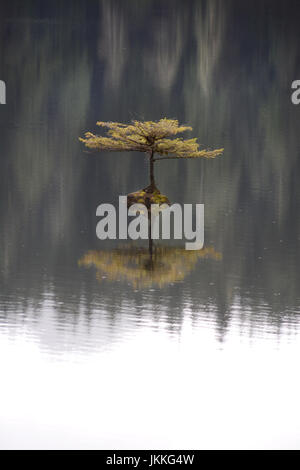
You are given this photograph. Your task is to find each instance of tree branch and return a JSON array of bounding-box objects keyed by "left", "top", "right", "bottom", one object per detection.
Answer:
[{"left": 153, "top": 155, "right": 203, "bottom": 161}]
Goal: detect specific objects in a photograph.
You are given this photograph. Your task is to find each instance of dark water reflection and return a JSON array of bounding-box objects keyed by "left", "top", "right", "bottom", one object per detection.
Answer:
[{"left": 0, "top": 0, "right": 300, "bottom": 449}]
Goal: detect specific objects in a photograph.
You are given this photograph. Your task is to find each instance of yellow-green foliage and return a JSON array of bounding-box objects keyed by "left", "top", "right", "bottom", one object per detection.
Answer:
[
  {"left": 79, "top": 245, "right": 222, "bottom": 289},
  {"left": 79, "top": 118, "right": 224, "bottom": 160}
]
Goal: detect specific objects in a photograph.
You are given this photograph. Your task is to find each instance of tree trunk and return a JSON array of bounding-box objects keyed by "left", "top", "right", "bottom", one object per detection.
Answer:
[{"left": 149, "top": 151, "right": 155, "bottom": 188}]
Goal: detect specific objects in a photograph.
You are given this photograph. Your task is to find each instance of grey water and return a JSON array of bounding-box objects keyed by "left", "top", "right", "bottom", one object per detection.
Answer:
[{"left": 0, "top": 0, "right": 300, "bottom": 449}]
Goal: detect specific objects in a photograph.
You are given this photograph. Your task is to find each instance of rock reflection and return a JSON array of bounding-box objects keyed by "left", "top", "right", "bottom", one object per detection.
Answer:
[{"left": 79, "top": 245, "right": 222, "bottom": 289}]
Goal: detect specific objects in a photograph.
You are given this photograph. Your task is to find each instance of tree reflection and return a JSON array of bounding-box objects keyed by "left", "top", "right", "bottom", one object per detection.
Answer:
[{"left": 79, "top": 245, "right": 221, "bottom": 289}]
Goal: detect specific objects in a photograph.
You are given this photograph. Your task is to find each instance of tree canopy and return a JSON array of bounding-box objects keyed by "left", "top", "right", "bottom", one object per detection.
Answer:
[{"left": 79, "top": 118, "right": 224, "bottom": 160}]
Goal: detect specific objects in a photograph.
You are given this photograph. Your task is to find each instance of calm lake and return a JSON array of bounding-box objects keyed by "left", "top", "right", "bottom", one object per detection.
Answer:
[{"left": 0, "top": 0, "right": 300, "bottom": 449}]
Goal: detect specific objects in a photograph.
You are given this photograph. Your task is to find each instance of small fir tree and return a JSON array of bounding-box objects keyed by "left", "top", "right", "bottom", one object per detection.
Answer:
[{"left": 79, "top": 118, "right": 224, "bottom": 188}]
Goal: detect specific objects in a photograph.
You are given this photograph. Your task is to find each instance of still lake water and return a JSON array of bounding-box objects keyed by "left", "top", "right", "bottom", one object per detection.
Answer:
[{"left": 0, "top": 0, "right": 300, "bottom": 449}]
